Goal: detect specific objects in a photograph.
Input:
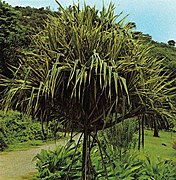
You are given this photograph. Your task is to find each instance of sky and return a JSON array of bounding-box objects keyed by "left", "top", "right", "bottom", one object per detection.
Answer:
[{"left": 4, "top": 0, "right": 176, "bottom": 43}]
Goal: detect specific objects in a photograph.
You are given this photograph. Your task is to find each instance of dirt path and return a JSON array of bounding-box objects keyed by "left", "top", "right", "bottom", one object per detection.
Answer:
[{"left": 0, "top": 135, "right": 81, "bottom": 180}]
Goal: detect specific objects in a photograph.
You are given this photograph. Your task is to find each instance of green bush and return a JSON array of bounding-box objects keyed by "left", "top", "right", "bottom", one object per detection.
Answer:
[
  {"left": 140, "top": 157, "right": 176, "bottom": 180},
  {"left": 33, "top": 140, "right": 82, "bottom": 179},
  {"left": 0, "top": 131, "right": 8, "bottom": 151},
  {"left": 0, "top": 110, "right": 43, "bottom": 151},
  {"left": 101, "top": 118, "right": 138, "bottom": 158}
]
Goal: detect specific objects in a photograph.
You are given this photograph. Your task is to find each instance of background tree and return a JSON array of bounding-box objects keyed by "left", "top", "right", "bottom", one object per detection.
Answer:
[
  {"left": 0, "top": 2, "right": 52, "bottom": 78},
  {"left": 14, "top": 5, "right": 53, "bottom": 33},
  {"left": 0, "top": 2, "right": 54, "bottom": 107},
  {"left": 0, "top": 3, "right": 175, "bottom": 179},
  {"left": 168, "top": 40, "right": 175, "bottom": 47},
  {"left": 0, "top": 1, "right": 26, "bottom": 77}
]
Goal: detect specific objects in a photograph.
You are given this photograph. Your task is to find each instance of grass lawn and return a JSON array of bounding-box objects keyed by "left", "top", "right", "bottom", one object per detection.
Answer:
[
  {"left": 6, "top": 140, "right": 46, "bottom": 151},
  {"left": 138, "top": 129, "right": 176, "bottom": 162}
]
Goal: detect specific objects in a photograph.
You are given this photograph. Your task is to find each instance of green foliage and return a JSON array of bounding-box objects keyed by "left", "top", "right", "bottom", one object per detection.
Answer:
[
  {"left": 0, "top": 2, "right": 175, "bottom": 178},
  {"left": 34, "top": 139, "right": 176, "bottom": 180},
  {"left": 0, "top": 110, "right": 43, "bottom": 151},
  {"left": 90, "top": 146, "right": 143, "bottom": 179},
  {"left": 0, "top": 131, "right": 8, "bottom": 151},
  {"left": 0, "top": 1, "right": 27, "bottom": 77},
  {"left": 133, "top": 32, "right": 176, "bottom": 131},
  {"left": 33, "top": 140, "right": 82, "bottom": 179},
  {"left": 141, "top": 157, "right": 176, "bottom": 180},
  {"left": 133, "top": 32, "right": 176, "bottom": 72},
  {"left": 100, "top": 142, "right": 176, "bottom": 179},
  {"left": 0, "top": 1, "right": 23, "bottom": 44},
  {"left": 101, "top": 118, "right": 138, "bottom": 158},
  {"left": 0, "top": 2, "right": 52, "bottom": 79},
  {"left": 150, "top": 42, "right": 176, "bottom": 73},
  {"left": 14, "top": 6, "right": 52, "bottom": 31},
  {"left": 1, "top": 2, "right": 175, "bottom": 136},
  {"left": 0, "top": 110, "right": 65, "bottom": 151}
]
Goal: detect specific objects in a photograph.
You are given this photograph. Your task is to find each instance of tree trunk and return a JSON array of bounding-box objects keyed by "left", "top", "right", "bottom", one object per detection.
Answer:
[
  {"left": 153, "top": 126, "right": 159, "bottom": 137},
  {"left": 82, "top": 128, "right": 91, "bottom": 180},
  {"left": 142, "top": 115, "right": 145, "bottom": 148},
  {"left": 138, "top": 117, "right": 141, "bottom": 150},
  {"left": 41, "top": 121, "right": 47, "bottom": 140},
  {"left": 153, "top": 119, "right": 159, "bottom": 137}
]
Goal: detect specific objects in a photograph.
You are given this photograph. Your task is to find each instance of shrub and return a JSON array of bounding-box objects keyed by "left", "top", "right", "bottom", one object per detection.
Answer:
[
  {"left": 140, "top": 156, "right": 176, "bottom": 180},
  {"left": 0, "top": 131, "right": 8, "bottom": 151},
  {"left": 101, "top": 118, "right": 138, "bottom": 158},
  {"left": 0, "top": 110, "right": 43, "bottom": 151},
  {"left": 33, "top": 140, "right": 82, "bottom": 179}
]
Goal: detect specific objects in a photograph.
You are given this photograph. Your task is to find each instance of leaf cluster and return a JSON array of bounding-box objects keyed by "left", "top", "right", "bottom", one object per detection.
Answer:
[
  {"left": 1, "top": 3, "right": 175, "bottom": 134},
  {"left": 33, "top": 140, "right": 82, "bottom": 179}
]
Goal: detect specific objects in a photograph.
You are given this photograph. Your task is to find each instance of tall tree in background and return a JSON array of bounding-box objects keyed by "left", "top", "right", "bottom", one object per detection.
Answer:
[{"left": 0, "top": 3, "right": 175, "bottom": 179}]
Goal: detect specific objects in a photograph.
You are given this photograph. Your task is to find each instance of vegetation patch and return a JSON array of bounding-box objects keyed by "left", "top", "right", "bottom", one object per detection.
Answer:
[
  {"left": 33, "top": 139, "right": 176, "bottom": 180},
  {"left": 0, "top": 110, "right": 43, "bottom": 151},
  {"left": 0, "top": 1, "right": 175, "bottom": 179},
  {"left": 0, "top": 110, "right": 64, "bottom": 151}
]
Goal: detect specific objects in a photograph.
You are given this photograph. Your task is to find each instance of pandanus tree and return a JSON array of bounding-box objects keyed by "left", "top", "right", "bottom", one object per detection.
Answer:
[{"left": 0, "top": 2, "right": 175, "bottom": 179}]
